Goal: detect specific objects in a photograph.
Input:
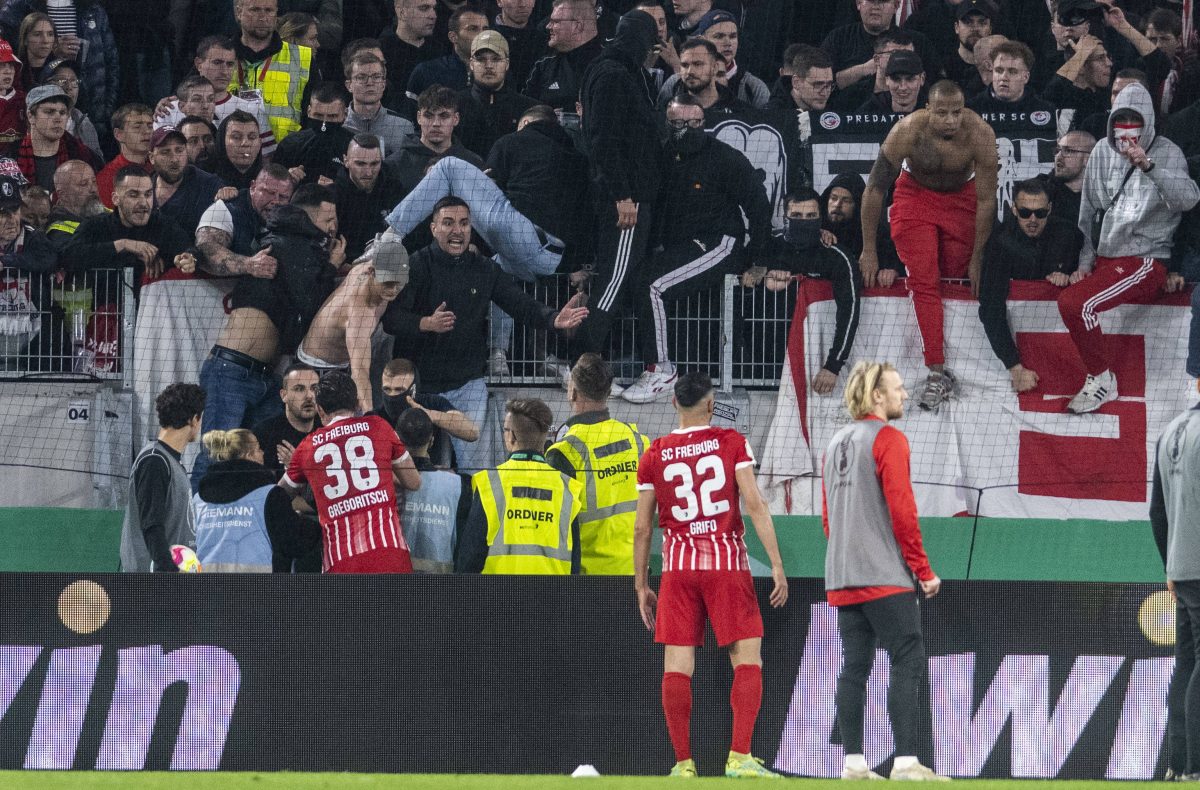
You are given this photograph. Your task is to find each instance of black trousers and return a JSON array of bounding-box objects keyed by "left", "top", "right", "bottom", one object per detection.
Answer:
[
  {"left": 835, "top": 591, "right": 926, "bottom": 757},
  {"left": 1169, "top": 580, "right": 1200, "bottom": 775},
  {"left": 570, "top": 201, "right": 653, "bottom": 358},
  {"left": 634, "top": 234, "right": 743, "bottom": 366}
]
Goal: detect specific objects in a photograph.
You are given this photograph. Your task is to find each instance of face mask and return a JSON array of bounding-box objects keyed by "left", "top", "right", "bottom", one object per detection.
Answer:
[
  {"left": 382, "top": 390, "right": 412, "bottom": 418},
  {"left": 785, "top": 217, "right": 822, "bottom": 249},
  {"left": 670, "top": 126, "right": 705, "bottom": 155},
  {"left": 1113, "top": 120, "right": 1142, "bottom": 152}
]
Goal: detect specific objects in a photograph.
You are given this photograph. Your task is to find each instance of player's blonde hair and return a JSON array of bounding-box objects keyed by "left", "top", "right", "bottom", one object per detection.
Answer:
[
  {"left": 202, "top": 429, "right": 258, "bottom": 462},
  {"left": 843, "top": 361, "right": 897, "bottom": 420}
]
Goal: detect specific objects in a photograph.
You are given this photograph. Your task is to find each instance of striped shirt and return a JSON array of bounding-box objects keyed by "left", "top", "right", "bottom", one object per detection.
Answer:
[
  {"left": 283, "top": 414, "right": 411, "bottom": 572},
  {"left": 46, "top": 0, "right": 76, "bottom": 37},
  {"left": 637, "top": 425, "right": 755, "bottom": 572}
]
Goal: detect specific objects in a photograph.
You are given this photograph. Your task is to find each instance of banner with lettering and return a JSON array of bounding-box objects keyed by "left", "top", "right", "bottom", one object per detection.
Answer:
[{"left": 759, "top": 278, "right": 1192, "bottom": 520}]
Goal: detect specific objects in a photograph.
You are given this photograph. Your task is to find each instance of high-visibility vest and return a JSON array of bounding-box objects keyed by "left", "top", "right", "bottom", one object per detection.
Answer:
[
  {"left": 473, "top": 452, "right": 582, "bottom": 575},
  {"left": 230, "top": 42, "right": 312, "bottom": 143},
  {"left": 549, "top": 419, "right": 647, "bottom": 575}
]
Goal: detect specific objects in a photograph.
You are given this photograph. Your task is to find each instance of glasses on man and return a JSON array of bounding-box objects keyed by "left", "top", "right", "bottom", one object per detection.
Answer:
[
  {"left": 1053, "top": 146, "right": 1089, "bottom": 157},
  {"left": 667, "top": 118, "right": 705, "bottom": 130},
  {"left": 351, "top": 74, "right": 386, "bottom": 84},
  {"left": 547, "top": 17, "right": 582, "bottom": 25},
  {"left": 1015, "top": 207, "right": 1050, "bottom": 219}
]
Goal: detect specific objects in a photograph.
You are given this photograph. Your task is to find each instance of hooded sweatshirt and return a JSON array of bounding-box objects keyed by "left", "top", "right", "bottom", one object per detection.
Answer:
[
  {"left": 821, "top": 172, "right": 867, "bottom": 254},
  {"left": 1078, "top": 83, "right": 1200, "bottom": 271},
  {"left": 209, "top": 113, "right": 265, "bottom": 190},
  {"left": 580, "top": 10, "right": 663, "bottom": 205}
]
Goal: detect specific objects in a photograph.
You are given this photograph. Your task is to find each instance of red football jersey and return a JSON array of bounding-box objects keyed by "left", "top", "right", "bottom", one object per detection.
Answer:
[
  {"left": 637, "top": 425, "right": 755, "bottom": 572},
  {"left": 283, "top": 414, "right": 410, "bottom": 572}
]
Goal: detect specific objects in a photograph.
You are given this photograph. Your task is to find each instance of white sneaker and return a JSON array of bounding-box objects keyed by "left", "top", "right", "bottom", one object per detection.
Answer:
[
  {"left": 841, "top": 766, "right": 886, "bottom": 780},
  {"left": 622, "top": 366, "right": 678, "bottom": 404},
  {"left": 542, "top": 354, "right": 572, "bottom": 389},
  {"left": 488, "top": 348, "right": 509, "bottom": 378},
  {"left": 608, "top": 380, "right": 626, "bottom": 398},
  {"left": 889, "top": 762, "right": 949, "bottom": 782},
  {"left": 1066, "top": 369, "right": 1117, "bottom": 414}
]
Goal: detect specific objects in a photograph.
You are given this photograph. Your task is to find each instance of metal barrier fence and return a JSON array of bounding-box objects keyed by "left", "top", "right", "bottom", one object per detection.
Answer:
[
  {"left": 0, "top": 266, "right": 134, "bottom": 385},
  {"left": 485, "top": 273, "right": 798, "bottom": 390}
]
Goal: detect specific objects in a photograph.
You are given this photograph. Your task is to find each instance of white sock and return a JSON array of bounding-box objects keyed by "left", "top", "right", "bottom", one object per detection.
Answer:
[
  {"left": 844, "top": 754, "right": 868, "bottom": 771},
  {"left": 893, "top": 756, "right": 918, "bottom": 770}
]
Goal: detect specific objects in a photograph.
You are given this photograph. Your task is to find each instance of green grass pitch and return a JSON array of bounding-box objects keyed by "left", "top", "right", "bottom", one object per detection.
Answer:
[{"left": 0, "top": 774, "right": 1169, "bottom": 789}]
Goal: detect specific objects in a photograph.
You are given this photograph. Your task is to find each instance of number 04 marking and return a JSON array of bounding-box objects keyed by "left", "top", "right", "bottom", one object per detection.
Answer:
[
  {"left": 664, "top": 456, "right": 730, "bottom": 522},
  {"left": 313, "top": 435, "right": 380, "bottom": 499}
]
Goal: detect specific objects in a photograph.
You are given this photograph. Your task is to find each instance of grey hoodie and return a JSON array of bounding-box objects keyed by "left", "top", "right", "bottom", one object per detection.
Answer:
[{"left": 1077, "top": 83, "right": 1200, "bottom": 271}]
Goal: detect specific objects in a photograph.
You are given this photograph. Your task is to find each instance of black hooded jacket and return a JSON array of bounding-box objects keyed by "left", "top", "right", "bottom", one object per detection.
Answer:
[
  {"left": 821, "top": 172, "right": 867, "bottom": 254},
  {"left": 229, "top": 204, "right": 338, "bottom": 356},
  {"left": 196, "top": 458, "right": 321, "bottom": 572},
  {"left": 272, "top": 120, "right": 356, "bottom": 185},
  {"left": 580, "top": 10, "right": 663, "bottom": 205}
]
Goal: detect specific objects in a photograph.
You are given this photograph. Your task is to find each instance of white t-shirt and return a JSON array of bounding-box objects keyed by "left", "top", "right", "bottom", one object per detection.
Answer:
[{"left": 196, "top": 200, "right": 236, "bottom": 237}]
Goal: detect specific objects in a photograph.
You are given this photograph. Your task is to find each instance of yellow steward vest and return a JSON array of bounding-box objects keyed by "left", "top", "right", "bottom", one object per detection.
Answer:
[
  {"left": 549, "top": 418, "right": 648, "bottom": 575},
  {"left": 230, "top": 42, "right": 312, "bottom": 143},
  {"left": 473, "top": 452, "right": 582, "bottom": 575}
]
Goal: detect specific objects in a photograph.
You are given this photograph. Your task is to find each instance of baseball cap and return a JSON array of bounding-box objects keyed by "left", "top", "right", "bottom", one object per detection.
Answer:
[
  {"left": 955, "top": 0, "right": 997, "bottom": 21},
  {"left": 0, "top": 39, "right": 21, "bottom": 66},
  {"left": 0, "top": 175, "right": 21, "bottom": 210},
  {"left": 885, "top": 50, "right": 924, "bottom": 78},
  {"left": 694, "top": 9, "right": 737, "bottom": 35},
  {"left": 26, "top": 84, "right": 68, "bottom": 112},
  {"left": 471, "top": 30, "right": 509, "bottom": 59},
  {"left": 151, "top": 126, "right": 187, "bottom": 149},
  {"left": 1057, "top": 0, "right": 1102, "bottom": 26},
  {"left": 367, "top": 229, "right": 410, "bottom": 285}
]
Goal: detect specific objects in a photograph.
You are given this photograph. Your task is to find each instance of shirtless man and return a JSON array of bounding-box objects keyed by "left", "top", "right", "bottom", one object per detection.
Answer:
[
  {"left": 299, "top": 229, "right": 410, "bottom": 412},
  {"left": 859, "top": 80, "right": 998, "bottom": 412}
]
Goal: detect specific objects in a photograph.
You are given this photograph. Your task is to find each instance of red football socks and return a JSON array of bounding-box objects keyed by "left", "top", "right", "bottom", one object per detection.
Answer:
[
  {"left": 730, "top": 663, "right": 763, "bottom": 755},
  {"left": 662, "top": 671, "right": 693, "bottom": 762}
]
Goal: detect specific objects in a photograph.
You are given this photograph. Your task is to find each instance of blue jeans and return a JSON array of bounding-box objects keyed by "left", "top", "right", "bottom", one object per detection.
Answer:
[
  {"left": 192, "top": 356, "right": 282, "bottom": 488},
  {"left": 386, "top": 156, "right": 563, "bottom": 281},
  {"left": 431, "top": 377, "right": 488, "bottom": 474}
]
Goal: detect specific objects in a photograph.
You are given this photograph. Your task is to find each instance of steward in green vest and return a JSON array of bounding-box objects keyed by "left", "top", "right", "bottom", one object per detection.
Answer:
[
  {"left": 458, "top": 398, "right": 583, "bottom": 574},
  {"left": 230, "top": 7, "right": 312, "bottom": 144},
  {"left": 547, "top": 352, "right": 648, "bottom": 575}
]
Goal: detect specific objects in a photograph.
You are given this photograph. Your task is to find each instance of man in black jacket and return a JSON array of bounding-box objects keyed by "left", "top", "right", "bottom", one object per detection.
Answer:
[
  {"left": 384, "top": 85, "right": 485, "bottom": 193},
  {"left": 60, "top": 166, "right": 199, "bottom": 287},
  {"left": 967, "top": 40, "right": 1057, "bottom": 134},
  {"left": 334, "top": 134, "right": 406, "bottom": 262},
  {"left": 455, "top": 30, "right": 538, "bottom": 158},
  {"left": 272, "top": 84, "right": 356, "bottom": 186},
  {"left": 208, "top": 111, "right": 265, "bottom": 190},
  {"left": 524, "top": 0, "right": 602, "bottom": 113},
  {"left": 192, "top": 183, "right": 345, "bottom": 487},
  {"left": 381, "top": 195, "right": 587, "bottom": 473},
  {"left": 978, "top": 178, "right": 1082, "bottom": 392},
  {"left": 622, "top": 94, "right": 779, "bottom": 403},
  {"left": 575, "top": 9, "right": 662, "bottom": 359}
]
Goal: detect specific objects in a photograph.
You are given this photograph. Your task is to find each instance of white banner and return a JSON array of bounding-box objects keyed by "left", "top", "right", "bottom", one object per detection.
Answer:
[
  {"left": 132, "top": 274, "right": 235, "bottom": 472},
  {"left": 761, "top": 279, "right": 1194, "bottom": 520}
]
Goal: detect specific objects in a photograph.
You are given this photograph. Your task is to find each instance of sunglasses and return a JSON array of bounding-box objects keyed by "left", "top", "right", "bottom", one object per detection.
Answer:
[{"left": 1016, "top": 207, "right": 1050, "bottom": 219}]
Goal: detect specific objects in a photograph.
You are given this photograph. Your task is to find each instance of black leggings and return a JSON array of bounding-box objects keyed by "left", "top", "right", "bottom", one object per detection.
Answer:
[
  {"left": 1169, "top": 580, "right": 1200, "bottom": 774},
  {"left": 835, "top": 592, "right": 926, "bottom": 756}
]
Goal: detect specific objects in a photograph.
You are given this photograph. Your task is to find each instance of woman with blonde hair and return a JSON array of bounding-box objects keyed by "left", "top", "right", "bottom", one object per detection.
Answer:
[{"left": 192, "top": 428, "right": 319, "bottom": 572}]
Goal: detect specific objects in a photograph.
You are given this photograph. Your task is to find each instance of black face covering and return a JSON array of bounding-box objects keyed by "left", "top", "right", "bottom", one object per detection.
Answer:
[
  {"left": 670, "top": 126, "right": 705, "bottom": 155},
  {"left": 611, "top": 10, "right": 658, "bottom": 65},
  {"left": 382, "top": 390, "right": 413, "bottom": 420},
  {"left": 785, "top": 217, "right": 822, "bottom": 249}
]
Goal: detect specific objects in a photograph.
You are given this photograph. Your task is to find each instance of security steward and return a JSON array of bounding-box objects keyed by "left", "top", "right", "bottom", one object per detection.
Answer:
[
  {"left": 230, "top": 0, "right": 313, "bottom": 143},
  {"left": 456, "top": 398, "right": 583, "bottom": 574},
  {"left": 546, "top": 353, "right": 648, "bottom": 575}
]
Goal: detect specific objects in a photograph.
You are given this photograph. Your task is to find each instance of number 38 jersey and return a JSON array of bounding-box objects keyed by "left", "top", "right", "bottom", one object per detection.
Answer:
[
  {"left": 636, "top": 425, "right": 755, "bottom": 572},
  {"left": 282, "top": 414, "right": 410, "bottom": 571}
]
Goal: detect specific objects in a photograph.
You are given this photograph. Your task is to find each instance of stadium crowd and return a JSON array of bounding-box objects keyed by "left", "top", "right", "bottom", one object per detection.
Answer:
[{"left": 0, "top": 0, "right": 1188, "bottom": 574}]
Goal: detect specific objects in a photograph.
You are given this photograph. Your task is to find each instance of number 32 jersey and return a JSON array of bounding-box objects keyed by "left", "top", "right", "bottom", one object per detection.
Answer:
[
  {"left": 637, "top": 426, "right": 755, "bottom": 572},
  {"left": 283, "top": 414, "right": 411, "bottom": 572}
]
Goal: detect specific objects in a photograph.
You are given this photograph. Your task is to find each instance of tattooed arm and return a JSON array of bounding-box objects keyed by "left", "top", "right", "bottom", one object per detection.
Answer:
[
  {"left": 859, "top": 125, "right": 907, "bottom": 287},
  {"left": 195, "top": 227, "right": 278, "bottom": 279}
]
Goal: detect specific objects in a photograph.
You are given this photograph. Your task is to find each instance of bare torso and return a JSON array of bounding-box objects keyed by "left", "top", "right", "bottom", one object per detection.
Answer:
[
  {"left": 893, "top": 109, "right": 990, "bottom": 192},
  {"left": 300, "top": 268, "right": 386, "bottom": 365},
  {"left": 216, "top": 308, "right": 279, "bottom": 363}
]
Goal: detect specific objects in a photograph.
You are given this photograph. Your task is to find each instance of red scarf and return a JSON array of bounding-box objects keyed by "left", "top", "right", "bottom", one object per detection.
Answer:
[{"left": 14, "top": 132, "right": 71, "bottom": 181}]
